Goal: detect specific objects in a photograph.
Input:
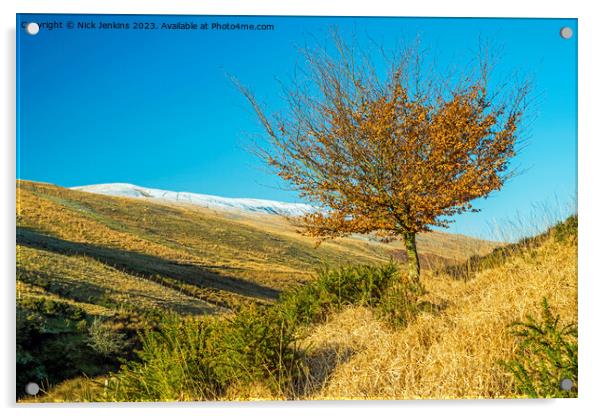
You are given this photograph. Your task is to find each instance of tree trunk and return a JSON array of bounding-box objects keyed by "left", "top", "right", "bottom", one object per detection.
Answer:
[{"left": 403, "top": 232, "right": 421, "bottom": 287}]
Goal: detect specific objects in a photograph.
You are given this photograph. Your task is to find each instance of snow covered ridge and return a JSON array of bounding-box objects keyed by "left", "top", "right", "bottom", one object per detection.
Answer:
[{"left": 71, "top": 183, "right": 317, "bottom": 217}]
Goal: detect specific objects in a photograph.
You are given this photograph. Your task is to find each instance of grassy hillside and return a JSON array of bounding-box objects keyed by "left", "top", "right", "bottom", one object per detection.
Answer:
[
  {"left": 16, "top": 179, "right": 500, "bottom": 400},
  {"left": 304, "top": 223, "right": 577, "bottom": 399},
  {"left": 20, "top": 210, "right": 576, "bottom": 402},
  {"left": 17, "top": 180, "right": 496, "bottom": 307}
]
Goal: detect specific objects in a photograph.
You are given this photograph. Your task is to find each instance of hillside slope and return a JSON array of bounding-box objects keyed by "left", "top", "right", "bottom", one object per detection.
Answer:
[
  {"left": 17, "top": 180, "right": 498, "bottom": 312},
  {"left": 16, "top": 179, "right": 500, "bottom": 398},
  {"left": 22, "top": 216, "right": 577, "bottom": 402},
  {"left": 301, "top": 220, "right": 578, "bottom": 399}
]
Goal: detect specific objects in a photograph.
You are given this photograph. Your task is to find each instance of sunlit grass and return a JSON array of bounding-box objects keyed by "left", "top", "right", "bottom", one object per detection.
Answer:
[
  {"left": 17, "top": 179, "right": 539, "bottom": 402},
  {"left": 303, "top": 223, "right": 577, "bottom": 399}
]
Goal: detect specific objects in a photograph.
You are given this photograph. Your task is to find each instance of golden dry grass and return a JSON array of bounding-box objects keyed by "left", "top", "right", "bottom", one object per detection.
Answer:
[
  {"left": 17, "top": 179, "right": 499, "bottom": 313},
  {"left": 20, "top": 179, "right": 555, "bottom": 402},
  {"left": 299, "top": 237, "right": 577, "bottom": 400},
  {"left": 17, "top": 245, "right": 217, "bottom": 315},
  {"left": 20, "top": 217, "right": 576, "bottom": 403}
]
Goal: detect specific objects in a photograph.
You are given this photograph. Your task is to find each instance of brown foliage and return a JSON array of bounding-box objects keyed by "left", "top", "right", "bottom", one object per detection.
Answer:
[{"left": 237, "top": 34, "right": 529, "bottom": 280}]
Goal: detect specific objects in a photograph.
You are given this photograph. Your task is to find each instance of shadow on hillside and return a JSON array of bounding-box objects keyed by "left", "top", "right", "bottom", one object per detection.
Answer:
[
  {"left": 17, "top": 228, "right": 281, "bottom": 306},
  {"left": 17, "top": 266, "right": 213, "bottom": 315},
  {"left": 293, "top": 343, "right": 355, "bottom": 398}
]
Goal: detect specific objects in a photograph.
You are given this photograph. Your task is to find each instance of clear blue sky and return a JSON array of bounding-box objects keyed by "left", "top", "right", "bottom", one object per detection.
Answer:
[{"left": 17, "top": 15, "right": 577, "bottom": 240}]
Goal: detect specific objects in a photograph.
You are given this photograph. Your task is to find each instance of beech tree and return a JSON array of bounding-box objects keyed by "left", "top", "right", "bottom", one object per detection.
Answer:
[{"left": 237, "top": 36, "right": 529, "bottom": 286}]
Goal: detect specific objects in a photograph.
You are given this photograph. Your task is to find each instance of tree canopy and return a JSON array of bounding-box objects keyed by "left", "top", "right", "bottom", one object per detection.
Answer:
[{"left": 237, "top": 34, "right": 530, "bottom": 284}]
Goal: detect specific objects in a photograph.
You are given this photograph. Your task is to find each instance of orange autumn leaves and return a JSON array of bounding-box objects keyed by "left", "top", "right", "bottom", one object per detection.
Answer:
[{"left": 238, "top": 38, "right": 528, "bottom": 277}]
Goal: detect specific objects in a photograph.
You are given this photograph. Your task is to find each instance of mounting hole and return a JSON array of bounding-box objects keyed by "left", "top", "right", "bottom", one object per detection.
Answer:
[
  {"left": 26, "top": 22, "right": 40, "bottom": 36},
  {"left": 560, "top": 27, "right": 573, "bottom": 40},
  {"left": 559, "top": 378, "right": 573, "bottom": 391},
  {"left": 25, "top": 382, "right": 40, "bottom": 395}
]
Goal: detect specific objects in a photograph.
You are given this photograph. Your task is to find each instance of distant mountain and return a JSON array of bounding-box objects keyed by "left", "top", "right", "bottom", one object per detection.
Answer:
[{"left": 71, "top": 183, "right": 317, "bottom": 217}]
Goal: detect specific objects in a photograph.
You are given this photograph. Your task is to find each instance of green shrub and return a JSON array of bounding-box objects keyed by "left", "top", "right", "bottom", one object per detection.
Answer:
[
  {"left": 278, "top": 262, "right": 420, "bottom": 330},
  {"left": 16, "top": 296, "right": 149, "bottom": 399},
  {"left": 108, "top": 315, "right": 222, "bottom": 401},
  {"left": 108, "top": 306, "right": 305, "bottom": 401},
  {"left": 278, "top": 263, "right": 398, "bottom": 326},
  {"left": 87, "top": 318, "right": 128, "bottom": 357},
  {"left": 501, "top": 298, "right": 578, "bottom": 398},
  {"left": 211, "top": 304, "right": 305, "bottom": 394},
  {"left": 16, "top": 301, "right": 100, "bottom": 398}
]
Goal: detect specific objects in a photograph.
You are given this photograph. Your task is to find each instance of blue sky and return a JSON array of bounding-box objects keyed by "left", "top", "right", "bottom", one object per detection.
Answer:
[{"left": 16, "top": 15, "right": 577, "bottom": 240}]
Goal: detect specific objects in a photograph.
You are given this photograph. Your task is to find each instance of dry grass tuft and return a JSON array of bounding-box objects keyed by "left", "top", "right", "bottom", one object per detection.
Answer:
[{"left": 302, "top": 238, "right": 577, "bottom": 399}]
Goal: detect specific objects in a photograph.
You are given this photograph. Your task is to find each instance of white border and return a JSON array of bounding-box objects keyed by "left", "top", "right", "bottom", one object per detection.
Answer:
[{"left": 2, "top": 1, "right": 601, "bottom": 416}]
